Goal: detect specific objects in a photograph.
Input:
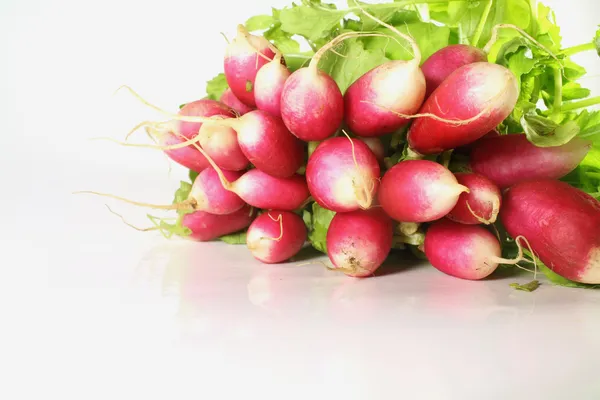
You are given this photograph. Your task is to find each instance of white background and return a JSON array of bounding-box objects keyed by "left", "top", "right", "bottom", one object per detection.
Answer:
[{"left": 1, "top": 1, "right": 600, "bottom": 399}]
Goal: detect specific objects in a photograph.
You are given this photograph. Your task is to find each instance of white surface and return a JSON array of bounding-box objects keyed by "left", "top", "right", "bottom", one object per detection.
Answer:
[{"left": 2, "top": 1, "right": 600, "bottom": 399}]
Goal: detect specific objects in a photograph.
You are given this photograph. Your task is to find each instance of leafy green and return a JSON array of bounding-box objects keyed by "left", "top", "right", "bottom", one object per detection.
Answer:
[
  {"left": 205, "top": 73, "right": 228, "bottom": 100},
  {"left": 245, "top": 15, "right": 276, "bottom": 31},
  {"left": 305, "top": 203, "right": 335, "bottom": 253},
  {"left": 510, "top": 280, "right": 541, "bottom": 292},
  {"left": 279, "top": 1, "right": 344, "bottom": 42},
  {"left": 595, "top": 26, "right": 600, "bottom": 56},
  {"left": 521, "top": 112, "right": 580, "bottom": 147},
  {"left": 219, "top": 231, "right": 248, "bottom": 244}
]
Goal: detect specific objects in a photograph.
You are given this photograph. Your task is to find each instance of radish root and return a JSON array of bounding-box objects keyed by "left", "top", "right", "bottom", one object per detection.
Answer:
[
  {"left": 465, "top": 198, "right": 500, "bottom": 225},
  {"left": 342, "top": 130, "right": 374, "bottom": 210},
  {"left": 74, "top": 191, "right": 197, "bottom": 211},
  {"left": 105, "top": 205, "right": 160, "bottom": 232}
]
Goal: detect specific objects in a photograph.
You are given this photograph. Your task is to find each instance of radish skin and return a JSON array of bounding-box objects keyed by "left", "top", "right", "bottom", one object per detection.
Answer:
[
  {"left": 327, "top": 208, "right": 393, "bottom": 277},
  {"left": 198, "top": 123, "right": 249, "bottom": 171},
  {"left": 159, "top": 132, "right": 210, "bottom": 173},
  {"left": 379, "top": 160, "right": 468, "bottom": 223},
  {"left": 255, "top": 53, "right": 291, "bottom": 117},
  {"left": 246, "top": 211, "right": 307, "bottom": 264},
  {"left": 189, "top": 167, "right": 245, "bottom": 215},
  {"left": 447, "top": 173, "right": 502, "bottom": 225},
  {"left": 470, "top": 134, "right": 592, "bottom": 188},
  {"left": 220, "top": 88, "right": 254, "bottom": 116},
  {"left": 424, "top": 219, "right": 506, "bottom": 280},
  {"left": 421, "top": 44, "right": 487, "bottom": 98},
  {"left": 501, "top": 180, "right": 600, "bottom": 284},
  {"left": 177, "top": 99, "right": 235, "bottom": 140},
  {"left": 408, "top": 62, "right": 519, "bottom": 154},
  {"left": 359, "top": 137, "right": 386, "bottom": 163},
  {"left": 224, "top": 25, "right": 277, "bottom": 107},
  {"left": 306, "top": 137, "right": 380, "bottom": 212},
  {"left": 184, "top": 205, "right": 255, "bottom": 242}
]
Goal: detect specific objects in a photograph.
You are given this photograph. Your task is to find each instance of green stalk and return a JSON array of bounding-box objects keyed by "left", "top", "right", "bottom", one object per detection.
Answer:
[
  {"left": 551, "top": 67, "right": 562, "bottom": 117},
  {"left": 529, "top": 0, "right": 538, "bottom": 38},
  {"left": 471, "top": 0, "right": 494, "bottom": 47},
  {"left": 560, "top": 42, "right": 596, "bottom": 57},
  {"left": 561, "top": 96, "right": 600, "bottom": 112}
]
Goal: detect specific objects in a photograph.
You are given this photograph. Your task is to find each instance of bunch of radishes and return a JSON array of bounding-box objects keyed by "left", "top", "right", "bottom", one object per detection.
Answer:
[{"left": 94, "top": 10, "right": 600, "bottom": 286}]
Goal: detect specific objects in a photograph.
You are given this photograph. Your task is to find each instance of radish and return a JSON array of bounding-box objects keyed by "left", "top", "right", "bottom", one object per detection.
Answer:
[
  {"left": 326, "top": 208, "right": 393, "bottom": 277},
  {"left": 159, "top": 131, "right": 210, "bottom": 173},
  {"left": 407, "top": 62, "right": 519, "bottom": 154},
  {"left": 501, "top": 180, "right": 600, "bottom": 284},
  {"left": 224, "top": 25, "right": 277, "bottom": 107},
  {"left": 220, "top": 88, "right": 254, "bottom": 116},
  {"left": 118, "top": 89, "right": 305, "bottom": 178},
  {"left": 344, "top": 10, "right": 426, "bottom": 137},
  {"left": 447, "top": 173, "right": 502, "bottom": 225},
  {"left": 254, "top": 52, "right": 291, "bottom": 117},
  {"left": 176, "top": 99, "right": 236, "bottom": 140},
  {"left": 378, "top": 160, "right": 468, "bottom": 223},
  {"left": 424, "top": 219, "right": 528, "bottom": 280},
  {"left": 421, "top": 44, "right": 487, "bottom": 98},
  {"left": 470, "top": 134, "right": 592, "bottom": 189},
  {"left": 198, "top": 123, "right": 249, "bottom": 171},
  {"left": 184, "top": 204, "right": 256, "bottom": 242},
  {"left": 246, "top": 211, "right": 307, "bottom": 264},
  {"left": 359, "top": 137, "right": 385, "bottom": 163},
  {"left": 76, "top": 166, "right": 245, "bottom": 215},
  {"left": 306, "top": 136, "right": 380, "bottom": 212}
]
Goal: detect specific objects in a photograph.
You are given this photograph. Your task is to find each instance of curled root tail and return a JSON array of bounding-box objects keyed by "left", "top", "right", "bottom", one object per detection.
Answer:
[
  {"left": 104, "top": 205, "right": 160, "bottom": 232},
  {"left": 491, "top": 235, "right": 537, "bottom": 276},
  {"left": 73, "top": 191, "right": 196, "bottom": 212},
  {"left": 352, "top": 0, "right": 421, "bottom": 63},
  {"left": 465, "top": 200, "right": 497, "bottom": 225},
  {"left": 483, "top": 24, "right": 563, "bottom": 69},
  {"left": 236, "top": 24, "right": 279, "bottom": 64},
  {"left": 125, "top": 119, "right": 169, "bottom": 141},
  {"left": 262, "top": 212, "right": 284, "bottom": 242},
  {"left": 342, "top": 130, "right": 374, "bottom": 210}
]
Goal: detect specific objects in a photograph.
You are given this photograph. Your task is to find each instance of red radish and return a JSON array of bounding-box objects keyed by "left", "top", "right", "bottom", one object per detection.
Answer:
[
  {"left": 378, "top": 160, "right": 468, "bottom": 223},
  {"left": 454, "top": 129, "right": 500, "bottom": 155},
  {"left": 306, "top": 136, "right": 380, "bottom": 212},
  {"left": 184, "top": 204, "right": 256, "bottom": 242},
  {"left": 359, "top": 137, "right": 385, "bottom": 163},
  {"left": 280, "top": 32, "right": 360, "bottom": 141},
  {"left": 246, "top": 211, "right": 307, "bottom": 264},
  {"left": 343, "top": 8, "right": 425, "bottom": 137},
  {"left": 447, "top": 173, "right": 502, "bottom": 225},
  {"left": 254, "top": 53, "right": 291, "bottom": 117},
  {"left": 220, "top": 88, "right": 253, "bottom": 116},
  {"left": 224, "top": 25, "right": 277, "bottom": 107},
  {"left": 421, "top": 44, "right": 487, "bottom": 98},
  {"left": 501, "top": 180, "right": 600, "bottom": 284},
  {"left": 198, "top": 123, "right": 249, "bottom": 171},
  {"left": 407, "top": 62, "right": 519, "bottom": 154},
  {"left": 159, "top": 132, "right": 210, "bottom": 173},
  {"left": 424, "top": 219, "right": 524, "bottom": 280},
  {"left": 327, "top": 208, "right": 393, "bottom": 277},
  {"left": 187, "top": 167, "right": 245, "bottom": 215},
  {"left": 76, "top": 167, "right": 245, "bottom": 215},
  {"left": 176, "top": 99, "right": 236, "bottom": 140},
  {"left": 121, "top": 92, "right": 305, "bottom": 178},
  {"left": 470, "top": 134, "right": 592, "bottom": 189}
]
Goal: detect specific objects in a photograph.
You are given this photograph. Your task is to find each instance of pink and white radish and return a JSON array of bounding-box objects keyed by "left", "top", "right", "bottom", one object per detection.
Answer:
[
  {"left": 159, "top": 131, "right": 210, "bottom": 173},
  {"left": 77, "top": 166, "right": 245, "bottom": 215},
  {"left": 421, "top": 44, "right": 487, "bottom": 98},
  {"left": 501, "top": 180, "right": 600, "bottom": 284},
  {"left": 254, "top": 53, "right": 291, "bottom": 117},
  {"left": 279, "top": 34, "right": 346, "bottom": 141},
  {"left": 470, "top": 134, "right": 592, "bottom": 189},
  {"left": 184, "top": 204, "right": 256, "bottom": 242},
  {"left": 327, "top": 208, "right": 393, "bottom": 277},
  {"left": 224, "top": 25, "right": 277, "bottom": 107},
  {"left": 447, "top": 173, "right": 502, "bottom": 225},
  {"left": 424, "top": 219, "right": 527, "bottom": 280},
  {"left": 407, "top": 62, "right": 519, "bottom": 154},
  {"left": 198, "top": 123, "right": 249, "bottom": 171},
  {"left": 378, "top": 160, "right": 468, "bottom": 223},
  {"left": 246, "top": 211, "right": 307, "bottom": 264},
  {"left": 344, "top": 10, "right": 426, "bottom": 137},
  {"left": 306, "top": 136, "right": 380, "bottom": 212},
  {"left": 176, "top": 99, "right": 236, "bottom": 140},
  {"left": 220, "top": 88, "right": 254, "bottom": 116}
]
